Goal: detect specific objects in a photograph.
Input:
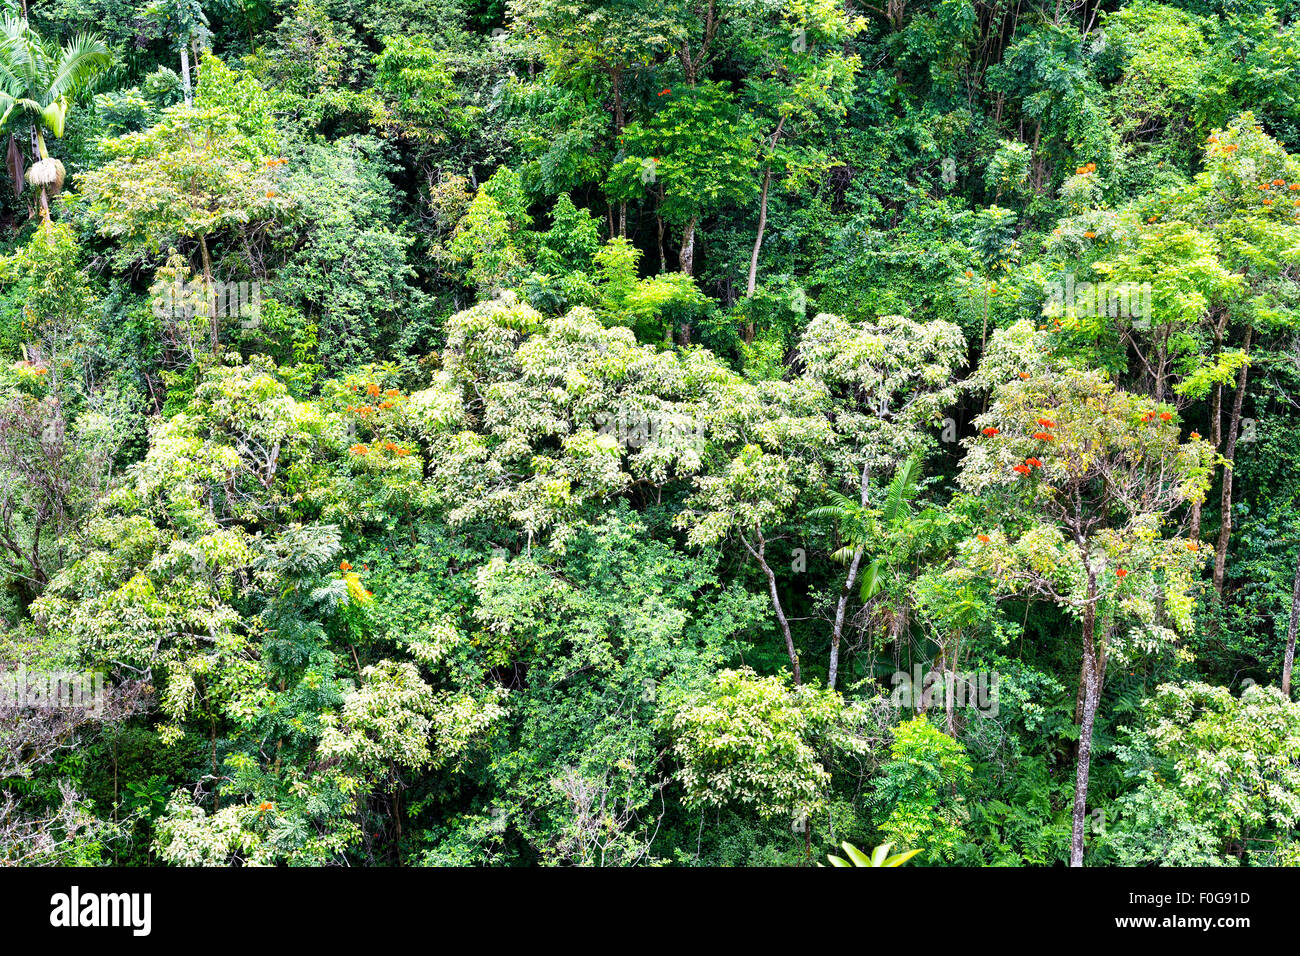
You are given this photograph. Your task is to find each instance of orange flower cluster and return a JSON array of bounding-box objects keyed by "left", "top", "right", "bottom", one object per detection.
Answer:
[
  {"left": 265, "top": 157, "right": 288, "bottom": 167},
  {"left": 265, "top": 189, "right": 278, "bottom": 198},
  {"left": 340, "top": 560, "right": 352, "bottom": 570},
  {"left": 977, "top": 534, "right": 990, "bottom": 543},
  {"left": 350, "top": 444, "right": 368, "bottom": 456},
  {"left": 1083, "top": 231, "right": 1097, "bottom": 239},
  {"left": 257, "top": 801, "right": 275, "bottom": 813},
  {"left": 1032, "top": 431, "right": 1055, "bottom": 441},
  {"left": 1115, "top": 568, "right": 1128, "bottom": 579},
  {"left": 982, "top": 426, "right": 1000, "bottom": 436},
  {"left": 1075, "top": 162, "right": 1097, "bottom": 175},
  {"left": 1036, "top": 418, "right": 1055, "bottom": 428},
  {"left": 1013, "top": 454, "right": 1044, "bottom": 477},
  {"left": 345, "top": 385, "right": 403, "bottom": 419}
]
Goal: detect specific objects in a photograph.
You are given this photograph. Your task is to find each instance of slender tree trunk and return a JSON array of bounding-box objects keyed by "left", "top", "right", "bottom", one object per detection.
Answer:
[
  {"left": 656, "top": 193, "right": 666, "bottom": 274},
  {"left": 191, "top": 35, "right": 203, "bottom": 87},
  {"left": 828, "top": 464, "right": 870, "bottom": 690},
  {"left": 1284, "top": 546, "right": 1300, "bottom": 699},
  {"left": 198, "top": 234, "right": 217, "bottom": 348},
  {"left": 179, "top": 42, "right": 192, "bottom": 106},
  {"left": 679, "top": 214, "right": 698, "bottom": 277},
  {"left": 611, "top": 69, "right": 627, "bottom": 238},
  {"left": 612, "top": 71, "right": 624, "bottom": 135},
  {"left": 745, "top": 531, "right": 800, "bottom": 684},
  {"left": 891, "top": 606, "right": 904, "bottom": 671},
  {"left": 747, "top": 115, "right": 787, "bottom": 297},
  {"left": 1154, "top": 326, "right": 1169, "bottom": 404},
  {"left": 942, "top": 632, "right": 962, "bottom": 737},
  {"left": 1214, "top": 327, "right": 1252, "bottom": 599},
  {"left": 26, "top": 126, "right": 51, "bottom": 223},
  {"left": 210, "top": 715, "right": 220, "bottom": 811},
  {"left": 746, "top": 165, "right": 772, "bottom": 297},
  {"left": 1196, "top": 318, "right": 1229, "bottom": 543},
  {"left": 1070, "top": 574, "right": 1101, "bottom": 868},
  {"left": 829, "top": 548, "right": 862, "bottom": 691}
]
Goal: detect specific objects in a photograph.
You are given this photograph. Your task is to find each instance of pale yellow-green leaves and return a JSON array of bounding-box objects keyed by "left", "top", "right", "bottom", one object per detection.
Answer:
[
  {"left": 665, "top": 667, "right": 848, "bottom": 823},
  {"left": 319, "top": 660, "right": 505, "bottom": 780}
]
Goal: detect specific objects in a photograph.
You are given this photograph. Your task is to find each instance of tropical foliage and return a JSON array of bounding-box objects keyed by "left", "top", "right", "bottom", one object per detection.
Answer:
[{"left": 1, "top": 0, "right": 1300, "bottom": 869}]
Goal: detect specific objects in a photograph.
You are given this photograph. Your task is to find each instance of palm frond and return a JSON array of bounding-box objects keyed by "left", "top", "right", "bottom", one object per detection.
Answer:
[
  {"left": 821, "top": 840, "right": 922, "bottom": 867},
  {"left": 45, "top": 34, "right": 111, "bottom": 105},
  {"left": 859, "top": 557, "right": 885, "bottom": 601},
  {"left": 882, "top": 453, "right": 922, "bottom": 525}
]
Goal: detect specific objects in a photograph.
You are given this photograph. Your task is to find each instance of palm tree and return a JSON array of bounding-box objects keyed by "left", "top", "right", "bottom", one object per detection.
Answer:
[{"left": 0, "top": 11, "right": 111, "bottom": 217}]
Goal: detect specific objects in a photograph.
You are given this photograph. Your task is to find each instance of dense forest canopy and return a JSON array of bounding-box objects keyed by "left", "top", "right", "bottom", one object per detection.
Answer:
[{"left": 2, "top": 0, "right": 1300, "bottom": 868}]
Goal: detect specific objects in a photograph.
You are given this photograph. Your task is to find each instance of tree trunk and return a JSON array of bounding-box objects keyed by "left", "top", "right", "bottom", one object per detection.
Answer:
[
  {"left": 1196, "top": 317, "right": 1228, "bottom": 544},
  {"left": 657, "top": 215, "right": 666, "bottom": 273},
  {"left": 828, "top": 547, "right": 862, "bottom": 691},
  {"left": 179, "top": 42, "right": 192, "bottom": 106},
  {"left": 828, "top": 464, "right": 870, "bottom": 690},
  {"left": 1070, "top": 575, "right": 1101, "bottom": 867},
  {"left": 26, "top": 125, "right": 50, "bottom": 223},
  {"left": 198, "top": 234, "right": 218, "bottom": 348},
  {"left": 1213, "top": 327, "right": 1252, "bottom": 599},
  {"left": 941, "top": 631, "right": 963, "bottom": 737},
  {"left": 746, "top": 165, "right": 772, "bottom": 297},
  {"left": 679, "top": 214, "right": 697, "bottom": 277},
  {"left": 1284, "top": 546, "right": 1300, "bottom": 699},
  {"left": 191, "top": 35, "right": 203, "bottom": 87},
  {"left": 611, "top": 70, "right": 627, "bottom": 235},
  {"left": 746, "top": 531, "right": 800, "bottom": 684},
  {"left": 747, "top": 114, "right": 788, "bottom": 298}
]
